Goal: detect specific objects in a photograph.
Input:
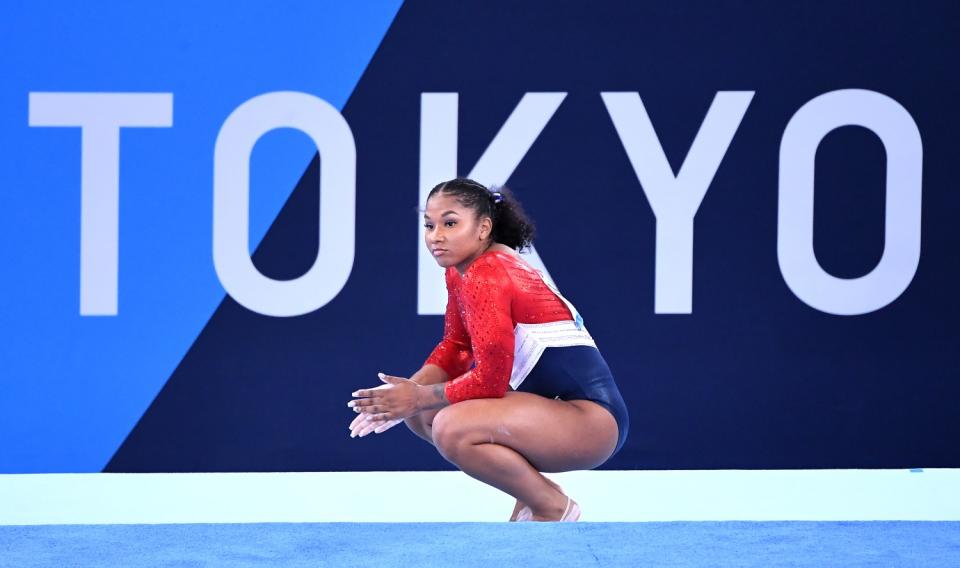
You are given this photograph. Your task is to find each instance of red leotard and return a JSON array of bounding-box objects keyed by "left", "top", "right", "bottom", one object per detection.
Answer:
[{"left": 424, "top": 250, "right": 574, "bottom": 404}]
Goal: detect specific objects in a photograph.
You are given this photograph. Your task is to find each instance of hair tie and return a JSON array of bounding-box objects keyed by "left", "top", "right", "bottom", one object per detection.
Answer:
[{"left": 491, "top": 191, "right": 504, "bottom": 204}]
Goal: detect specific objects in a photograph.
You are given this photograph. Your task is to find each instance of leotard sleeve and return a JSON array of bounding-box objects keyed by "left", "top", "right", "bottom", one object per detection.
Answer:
[
  {"left": 443, "top": 257, "right": 515, "bottom": 403},
  {"left": 424, "top": 269, "right": 474, "bottom": 378}
]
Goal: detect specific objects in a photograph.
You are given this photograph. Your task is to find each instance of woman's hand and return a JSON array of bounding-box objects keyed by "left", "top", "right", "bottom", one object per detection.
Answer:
[
  {"left": 348, "top": 373, "right": 422, "bottom": 421},
  {"left": 349, "top": 411, "right": 401, "bottom": 438},
  {"left": 346, "top": 376, "right": 403, "bottom": 438},
  {"left": 347, "top": 369, "right": 451, "bottom": 438}
]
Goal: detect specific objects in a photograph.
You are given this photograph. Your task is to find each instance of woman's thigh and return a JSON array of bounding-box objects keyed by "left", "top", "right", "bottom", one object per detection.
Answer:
[{"left": 431, "top": 391, "right": 618, "bottom": 472}]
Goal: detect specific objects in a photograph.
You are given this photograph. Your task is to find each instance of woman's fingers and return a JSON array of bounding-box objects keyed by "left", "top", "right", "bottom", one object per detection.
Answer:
[
  {"left": 348, "top": 401, "right": 389, "bottom": 415},
  {"left": 357, "top": 417, "right": 395, "bottom": 437},
  {"left": 349, "top": 412, "right": 401, "bottom": 438},
  {"left": 351, "top": 415, "right": 376, "bottom": 438},
  {"left": 350, "top": 382, "right": 393, "bottom": 401},
  {"left": 349, "top": 412, "right": 375, "bottom": 434},
  {"left": 360, "top": 415, "right": 401, "bottom": 436},
  {"left": 349, "top": 413, "right": 368, "bottom": 433},
  {"left": 349, "top": 412, "right": 369, "bottom": 430},
  {"left": 373, "top": 419, "right": 401, "bottom": 434},
  {"left": 378, "top": 373, "right": 407, "bottom": 385},
  {"left": 348, "top": 395, "right": 389, "bottom": 411},
  {"left": 355, "top": 420, "right": 378, "bottom": 437},
  {"left": 349, "top": 381, "right": 400, "bottom": 414},
  {"left": 358, "top": 409, "right": 392, "bottom": 420}
]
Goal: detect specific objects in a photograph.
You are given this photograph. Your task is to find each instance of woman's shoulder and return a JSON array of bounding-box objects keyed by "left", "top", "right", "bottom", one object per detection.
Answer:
[
  {"left": 462, "top": 249, "right": 517, "bottom": 286},
  {"left": 482, "top": 247, "right": 541, "bottom": 277}
]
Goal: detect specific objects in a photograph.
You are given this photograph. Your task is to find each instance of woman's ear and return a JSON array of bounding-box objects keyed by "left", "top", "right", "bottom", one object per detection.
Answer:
[{"left": 479, "top": 216, "right": 493, "bottom": 240}]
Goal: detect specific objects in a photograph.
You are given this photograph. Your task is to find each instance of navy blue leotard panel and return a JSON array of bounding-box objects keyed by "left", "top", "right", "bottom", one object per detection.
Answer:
[{"left": 515, "top": 345, "right": 629, "bottom": 456}]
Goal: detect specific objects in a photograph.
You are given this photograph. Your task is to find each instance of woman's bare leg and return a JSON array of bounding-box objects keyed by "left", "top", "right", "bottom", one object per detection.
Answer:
[
  {"left": 406, "top": 404, "right": 540, "bottom": 521},
  {"left": 404, "top": 372, "right": 449, "bottom": 443},
  {"left": 431, "top": 391, "right": 618, "bottom": 521},
  {"left": 404, "top": 408, "right": 441, "bottom": 443}
]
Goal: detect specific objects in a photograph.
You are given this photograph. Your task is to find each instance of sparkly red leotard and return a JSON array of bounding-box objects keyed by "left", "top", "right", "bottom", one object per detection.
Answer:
[{"left": 424, "top": 250, "right": 574, "bottom": 404}]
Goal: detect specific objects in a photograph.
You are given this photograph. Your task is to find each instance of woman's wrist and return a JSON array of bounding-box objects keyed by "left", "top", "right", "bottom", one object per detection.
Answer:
[{"left": 416, "top": 383, "right": 450, "bottom": 411}]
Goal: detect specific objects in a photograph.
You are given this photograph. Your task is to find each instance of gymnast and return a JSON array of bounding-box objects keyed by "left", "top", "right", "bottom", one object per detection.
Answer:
[{"left": 348, "top": 178, "right": 629, "bottom": 522}]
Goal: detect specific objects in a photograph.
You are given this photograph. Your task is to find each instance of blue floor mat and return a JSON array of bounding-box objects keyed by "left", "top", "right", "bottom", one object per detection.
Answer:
[{"left": 2, "top": 522, "right": 959, "bottom": 567}]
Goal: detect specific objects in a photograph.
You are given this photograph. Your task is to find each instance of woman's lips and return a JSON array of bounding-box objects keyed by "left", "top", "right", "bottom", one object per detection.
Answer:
[{"left": 432, "top": 249, "right": 447, "bottom": 257}]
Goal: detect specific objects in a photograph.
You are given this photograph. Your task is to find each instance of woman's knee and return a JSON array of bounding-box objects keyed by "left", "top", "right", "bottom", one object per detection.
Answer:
[
  {"left": 430, "top": 406, "right": 471, "bottom": 462},
  {"left": 403, "top": 407, "right": 444, "bottom": 444}
]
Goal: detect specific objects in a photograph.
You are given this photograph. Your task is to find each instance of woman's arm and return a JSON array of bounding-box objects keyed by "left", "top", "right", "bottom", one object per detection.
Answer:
[
  {"left": 423, "top": 270, "right": 473, "bottom": 378},
  {"left": 410, "top": 364, "right": 450, "bottom": 410},
  {"left": 442, "top": 259, "right": 515, "bottom": 403},
  {"left": 349, "top": 270, "right": 470, "bottom": 431},
  {"left": 409, "top": 363, "right": 448, "bottom": 386}
]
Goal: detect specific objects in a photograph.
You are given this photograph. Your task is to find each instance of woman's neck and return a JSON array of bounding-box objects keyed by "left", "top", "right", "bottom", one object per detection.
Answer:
[{"left": 455, "top": 241, "right": 499, "bottom": 275}]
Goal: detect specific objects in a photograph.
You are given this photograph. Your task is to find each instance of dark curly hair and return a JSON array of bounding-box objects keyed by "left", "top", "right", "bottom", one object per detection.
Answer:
[{"left": 426, "top": 178, "right": 536, "bottom": 251}]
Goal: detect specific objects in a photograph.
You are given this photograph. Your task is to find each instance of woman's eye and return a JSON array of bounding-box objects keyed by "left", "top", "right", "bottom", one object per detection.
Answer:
[
  {"left": 444, "top": 221, "right": 456, "bottom": 227},
  {"left": 423, "top": 223, "right": 434, "bottom": 230}
]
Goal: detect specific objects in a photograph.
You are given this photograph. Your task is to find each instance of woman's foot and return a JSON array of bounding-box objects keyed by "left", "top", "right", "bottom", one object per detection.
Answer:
[
  {"left": 509, "top": 475, "right": 566, "bottom": 521},
  {"left": 509, "top": 498, "right": 527, "bottom": 522},
  {"left": 559, "top": 497, "right": 581, "bottom": 521},
  {"left": 516, "top": 496, "right": 580, "bottom": 522}
]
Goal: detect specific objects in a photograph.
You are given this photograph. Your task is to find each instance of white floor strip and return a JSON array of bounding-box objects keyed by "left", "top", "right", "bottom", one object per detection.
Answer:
[{"left": 1, "top": 469, "right": 957, "bottom": 525}]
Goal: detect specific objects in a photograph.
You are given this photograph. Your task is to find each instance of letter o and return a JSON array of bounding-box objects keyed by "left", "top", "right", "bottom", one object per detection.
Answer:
[
  {"left": 213, "top": 92, "right": 355, "bottom": 316},
  {"left": 778, "top": 89, "right": 922, "bottom": 315}
]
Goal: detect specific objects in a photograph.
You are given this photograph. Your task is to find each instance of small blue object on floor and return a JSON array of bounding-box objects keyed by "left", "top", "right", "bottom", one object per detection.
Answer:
[{"left": 2, "top": 522, "right": 958, "bottom": 567}]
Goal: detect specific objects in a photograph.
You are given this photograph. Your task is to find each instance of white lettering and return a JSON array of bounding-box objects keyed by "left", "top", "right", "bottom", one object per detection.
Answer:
[
  {"left": 778, "top": 89, "right": 923, "bottom": 315},
  {"left": 602, "top": 91, "right": 754, "bottom": 313},
  {"left": 213, "top": 91, "right": 356, "bottom": 317},
  {"left": 28, "top": 92, "right": 174, "bottom": 316}
]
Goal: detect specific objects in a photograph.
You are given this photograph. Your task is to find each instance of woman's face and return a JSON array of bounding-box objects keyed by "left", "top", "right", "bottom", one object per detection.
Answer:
[{"left": 423, "top": 192, "right": 492, "bottom": 274}]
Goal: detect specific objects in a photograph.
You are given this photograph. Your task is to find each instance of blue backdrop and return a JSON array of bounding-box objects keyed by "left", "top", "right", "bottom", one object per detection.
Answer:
[{"left": 1, "top": 1, "right": 957, "bottom": 473}]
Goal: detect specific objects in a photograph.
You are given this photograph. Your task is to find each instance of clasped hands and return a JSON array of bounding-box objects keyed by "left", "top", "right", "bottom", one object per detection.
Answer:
[{"left": 347, "top": 373, "right": 420, "bottom": 438}]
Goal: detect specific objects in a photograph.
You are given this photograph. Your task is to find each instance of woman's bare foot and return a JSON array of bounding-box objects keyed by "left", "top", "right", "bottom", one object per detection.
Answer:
[{"left": 508, "top": 475, "right": 567, "bottom": 521}]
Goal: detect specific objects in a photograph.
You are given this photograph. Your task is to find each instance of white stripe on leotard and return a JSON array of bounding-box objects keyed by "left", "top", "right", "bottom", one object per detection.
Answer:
[{"left": 509, "top": 272, "right": 596, "bottom": 390}]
